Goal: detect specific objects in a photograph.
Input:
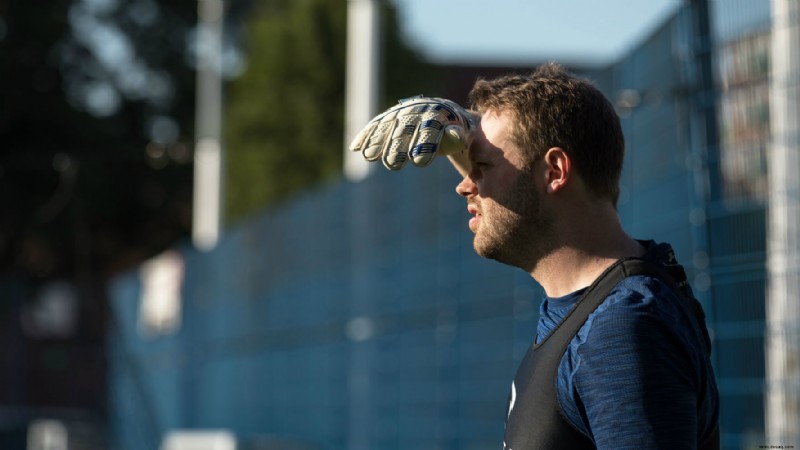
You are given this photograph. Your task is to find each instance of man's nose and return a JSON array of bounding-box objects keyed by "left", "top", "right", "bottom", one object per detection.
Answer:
[{"left": 456, "top": 175, "right": 477, "bottom": 198}]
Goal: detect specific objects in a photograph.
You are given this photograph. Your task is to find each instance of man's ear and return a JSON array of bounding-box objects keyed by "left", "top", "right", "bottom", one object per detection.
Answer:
[{"left": 543, "top": 147, "right": 571, "bottom": 194}]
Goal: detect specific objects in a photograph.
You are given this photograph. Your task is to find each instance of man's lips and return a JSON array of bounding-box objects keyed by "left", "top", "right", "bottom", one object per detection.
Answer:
[{"left": 467, "top": 204, "right": 481, "bottom": 231}]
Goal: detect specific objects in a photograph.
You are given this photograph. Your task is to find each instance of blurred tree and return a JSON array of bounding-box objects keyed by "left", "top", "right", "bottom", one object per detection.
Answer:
[
  {"left": 0, "top": 0, "right": 445, "bottom": 439},
  {"left": 223, "top": 0, "right": 441, "bottom": 222},
  {"left": 0, "top": 0, "right": 214, "bottom": 428},
  {"left": 0, "top": 0, "right": 205, "bottom": 279},
  {"left": 0, "top": 0, "right": 440, "bottom": 435},
  {"left": 0, "top": 0, "right": 440, "bottom": 283}
]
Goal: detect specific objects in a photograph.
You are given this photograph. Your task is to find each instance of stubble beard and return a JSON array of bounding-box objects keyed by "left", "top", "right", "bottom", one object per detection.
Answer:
[{"left": 473, "top": 172, "right": 556, "bottom": 271}]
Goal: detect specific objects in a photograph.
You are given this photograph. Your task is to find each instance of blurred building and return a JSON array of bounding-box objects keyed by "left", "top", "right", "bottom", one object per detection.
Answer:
[
  {"left": 104, "top": 1, "right": 799, "bottom": 450},
  {"left": 708, "top": 1, "right": 773, "bottom": 446},
  {"left": 0, "top": 278, "right": 107, "bottom": 449}
]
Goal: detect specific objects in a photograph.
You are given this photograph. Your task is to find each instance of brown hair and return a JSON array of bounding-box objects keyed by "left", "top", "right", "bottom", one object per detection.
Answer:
[{"left": 468, "top": 62, "right": 624, "bottom": 204}]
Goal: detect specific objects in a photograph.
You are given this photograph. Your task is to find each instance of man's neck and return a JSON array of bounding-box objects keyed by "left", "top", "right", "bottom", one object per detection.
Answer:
[{"left": 530, "top": 206, "right": 645, "bottom": 298}]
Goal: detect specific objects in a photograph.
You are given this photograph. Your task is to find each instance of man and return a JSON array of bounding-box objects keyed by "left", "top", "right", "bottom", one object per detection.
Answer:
[{"left": 350, "top": 63, "right": 720, "bottom": 449}]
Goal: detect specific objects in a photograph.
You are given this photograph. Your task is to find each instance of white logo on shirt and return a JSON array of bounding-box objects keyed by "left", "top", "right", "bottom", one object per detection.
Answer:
[{"left": 507, "top": 381, "right": 516, "bottom": 419}]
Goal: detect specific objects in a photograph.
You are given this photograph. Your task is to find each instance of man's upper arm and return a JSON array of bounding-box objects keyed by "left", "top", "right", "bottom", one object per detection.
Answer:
[{"left": 563, "top": 281, "right": 706, "bottom": 449}]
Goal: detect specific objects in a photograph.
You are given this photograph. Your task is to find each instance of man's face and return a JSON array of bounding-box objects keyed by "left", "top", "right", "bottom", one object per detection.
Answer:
[{"left": 456, "top": 110, "right": 555, "bottom": 269}]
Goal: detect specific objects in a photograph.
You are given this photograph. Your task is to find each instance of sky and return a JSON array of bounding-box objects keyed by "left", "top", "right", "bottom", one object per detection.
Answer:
[{"left": 390, "top": 0, "right": 682, "bottom": 65}]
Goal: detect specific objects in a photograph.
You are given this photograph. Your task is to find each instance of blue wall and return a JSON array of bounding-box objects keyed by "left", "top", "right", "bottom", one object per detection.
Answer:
[{"left": 109, "top": 162, "right": 543, "bottom": 450}]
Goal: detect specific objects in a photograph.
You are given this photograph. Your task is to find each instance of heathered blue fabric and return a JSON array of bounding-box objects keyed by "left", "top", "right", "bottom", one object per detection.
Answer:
[{"left": 535, "top": 242, "right": 719, "bottom": 449}]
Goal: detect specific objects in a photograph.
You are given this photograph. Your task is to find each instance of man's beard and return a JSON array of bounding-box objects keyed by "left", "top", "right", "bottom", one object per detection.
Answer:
[{"left": 473, "top": 171, "right": 557, "bottom": 271}]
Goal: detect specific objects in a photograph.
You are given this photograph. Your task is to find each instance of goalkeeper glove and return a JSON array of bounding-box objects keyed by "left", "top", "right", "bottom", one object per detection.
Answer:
[{"left": 349, "top": 95, "right": 477, "bottom": 170}]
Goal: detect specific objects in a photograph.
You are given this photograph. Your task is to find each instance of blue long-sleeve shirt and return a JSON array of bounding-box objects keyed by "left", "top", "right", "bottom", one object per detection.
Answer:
[{"left": 535, "top": 242, "right": 719, "bottom": 449}]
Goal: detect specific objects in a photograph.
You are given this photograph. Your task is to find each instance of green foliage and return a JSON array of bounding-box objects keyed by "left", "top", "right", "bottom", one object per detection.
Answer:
[
  {"left": 223, "top": 0, "right": 441, "bottom": 222},
  {"left": 224, "top": 0, "right": 345, "bottom": 222}
]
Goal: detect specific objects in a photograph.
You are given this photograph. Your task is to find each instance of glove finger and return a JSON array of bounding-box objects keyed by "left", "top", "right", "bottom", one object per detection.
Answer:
[
  {"left": 348, "top": 120, "right": 377, "bottom": 154},
  {"left": 409, "top": 116, "right": 445, "bottom": 167},
  {"left": 382, "top": 138, "right": 409, "bottom": 170},
  {"left": 381, "top": 112, "right": 418, "bottom": 170},
  {"left": 362, "top": 119, "right": 396, "bottom": 161}
]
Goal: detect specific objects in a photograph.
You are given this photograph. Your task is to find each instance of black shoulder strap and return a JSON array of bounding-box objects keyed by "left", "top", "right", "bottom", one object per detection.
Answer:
[
  {"left": 535, "top": 258, "right": 635, "bottom": 350},
  {"left": 538, "top": 258, "right": 642, "bottom": 351}
]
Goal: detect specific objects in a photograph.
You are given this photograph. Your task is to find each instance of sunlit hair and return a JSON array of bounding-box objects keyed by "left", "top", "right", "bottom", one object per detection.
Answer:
[{"left": 468, "top": 62, "right": 624, "bottom": 205}]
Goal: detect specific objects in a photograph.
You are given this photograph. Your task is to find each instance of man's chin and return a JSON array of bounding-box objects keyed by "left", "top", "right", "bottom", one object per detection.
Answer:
[
  {"left": 473, "top": 235, "right": 532, "bottom": 270},
  {"left": 473, "top": 237, "right": 502, "bottom": 261}
]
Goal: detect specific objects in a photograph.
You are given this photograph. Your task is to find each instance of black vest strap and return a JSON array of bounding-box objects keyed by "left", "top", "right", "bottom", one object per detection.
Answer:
[{"left": 503, "top": 258, "right": 719, "bottom": 450}]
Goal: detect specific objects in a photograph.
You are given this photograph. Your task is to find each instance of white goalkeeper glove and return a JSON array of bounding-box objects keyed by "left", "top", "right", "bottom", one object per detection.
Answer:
[{"left": 349, "top": 95, "right": 478, "bottom": 170}]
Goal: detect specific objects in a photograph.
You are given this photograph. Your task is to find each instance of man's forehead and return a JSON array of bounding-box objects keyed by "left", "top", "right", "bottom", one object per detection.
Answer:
[
  {"left": 470, "top": 110, "right": 511, "bottom": 156},
  {"left": 468, "top": 131, "right": 491, "bottom": 157}
]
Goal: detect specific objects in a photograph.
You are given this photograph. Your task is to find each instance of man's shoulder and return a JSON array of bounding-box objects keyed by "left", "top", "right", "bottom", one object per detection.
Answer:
[
  {"left": 580, "top": 273, "right": 695, "bottom": 340},
  {"left": 596, "top": 271, "right": 683, "bottom": 309}
]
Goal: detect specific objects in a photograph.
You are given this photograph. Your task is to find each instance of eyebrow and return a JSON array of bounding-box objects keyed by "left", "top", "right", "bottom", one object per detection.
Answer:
[{"left": 470, "top": 142, "right": 495, "bottom": 162}]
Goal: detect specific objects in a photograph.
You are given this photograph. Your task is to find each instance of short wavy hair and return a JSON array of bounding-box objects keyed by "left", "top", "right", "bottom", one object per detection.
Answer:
[{"left": 468, "top": 62, "right": 624, "bottom": 205}]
